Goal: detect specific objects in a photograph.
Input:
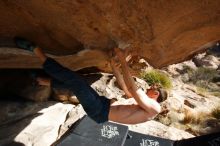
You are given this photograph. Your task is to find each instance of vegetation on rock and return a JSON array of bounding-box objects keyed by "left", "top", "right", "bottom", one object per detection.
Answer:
[
  {"left": 212, "top": 106, "right": 220, "bottom": 119},
  {"left": 182, "top": 67, "right": 220, "bottom": 97},
  {"left": 140, "top": 70, "right": 172, "bottom": 89}
]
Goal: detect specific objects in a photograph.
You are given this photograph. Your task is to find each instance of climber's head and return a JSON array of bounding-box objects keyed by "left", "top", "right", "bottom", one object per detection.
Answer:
[{"left": 146, "top": 84, "right": 168, "bottom": 103}]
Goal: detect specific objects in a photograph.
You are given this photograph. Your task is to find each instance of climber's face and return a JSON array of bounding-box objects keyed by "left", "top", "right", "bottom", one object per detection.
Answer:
[{"left": 146, "top": 88, "right": 159, "bottom": 100}]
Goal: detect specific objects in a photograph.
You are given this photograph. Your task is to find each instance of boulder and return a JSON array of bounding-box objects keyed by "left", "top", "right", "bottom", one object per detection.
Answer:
[
  {"left": 0, "top": 1, "right": 220, "bottom": 70},
  {"left": 128, "top": 120, "right": 194, "bottom": 141},
  {"left": 0, "top": 101, "right": 82, "bottom": 146},
  {"left": 193, "top": 53, "right": 219, "bottom": 69}
]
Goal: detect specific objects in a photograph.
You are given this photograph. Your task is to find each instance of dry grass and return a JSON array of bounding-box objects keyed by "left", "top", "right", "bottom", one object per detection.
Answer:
[
  {"left": 156, "top": 105, "right": 220, "bottom": 136},
  {"left": 188, "top": 67, "right": 218, "bottom": 85},
  {"left": 186, "top": 67, "right": 219, "bottom": 94},
  {"left": 195, "top": 87, "right": 208, "bottom": 97},
  {"left": 183, "top": 108, "right": 209, "bottom": 124},
  {"left": 180, "top": 107, "right": 220, "bottom": 135},
  {"left": 183, "top": 67, "right": 219, "bottom": 97},
  {"left": 194, "top": 86, "right": 220, "bottom": 98},
  {"left": 212, "top": 106, "right": 220, "bottom": 119},
  {"left": 211, "top": 91, "right": 220, "bottom": 97}
]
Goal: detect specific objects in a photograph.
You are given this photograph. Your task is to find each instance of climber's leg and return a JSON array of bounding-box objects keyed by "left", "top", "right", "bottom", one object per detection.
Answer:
[
  {"left": 15, "top": 37, "right": 110, "bottom": 123},
  {"left": 43, "top": 57, "right": 110, "bottom": 123}
]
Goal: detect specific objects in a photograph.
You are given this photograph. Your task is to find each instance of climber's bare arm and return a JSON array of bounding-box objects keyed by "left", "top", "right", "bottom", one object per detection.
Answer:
[
  {"left": 114, "top": 48, "right": 161, "bottom": 114},
  {"left": 110, "top": 59, "right": 133, "bottom": 98},
  {"left": 108, "top": 48, "right": 161, "bottom": 124}
]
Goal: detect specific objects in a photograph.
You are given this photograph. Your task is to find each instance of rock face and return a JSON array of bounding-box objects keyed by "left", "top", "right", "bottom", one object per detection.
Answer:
[
  {"left": 0, "top": 101, "right": 81, "bottom": 146},
  {"left": 0, "top": 1, "right": 220, "bottom": 70}
]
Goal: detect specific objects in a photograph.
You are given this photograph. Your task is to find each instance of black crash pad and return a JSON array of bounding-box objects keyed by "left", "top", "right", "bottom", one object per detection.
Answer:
[
  {"left": 125, "top": 131, "right": 174, "bottom": 146},
  {"left": 175, "top": 131, "right": 220, "bottom": 146},
  {"left": 125, "top": 130, "right": 220, "bottom": 146},
  {"left": 55, "top": 116, "right": 129, "bottom": 146}
]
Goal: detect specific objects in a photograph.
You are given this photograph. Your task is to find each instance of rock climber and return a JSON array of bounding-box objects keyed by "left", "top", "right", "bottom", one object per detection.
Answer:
[{"left": 14, "top": 37, "right": 167, "bottom": 124}]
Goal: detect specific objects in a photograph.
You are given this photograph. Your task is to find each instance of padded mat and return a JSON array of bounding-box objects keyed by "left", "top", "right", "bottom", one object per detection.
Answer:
[{"left": 55, "top": 116, "right": 129, "bottom": 146}]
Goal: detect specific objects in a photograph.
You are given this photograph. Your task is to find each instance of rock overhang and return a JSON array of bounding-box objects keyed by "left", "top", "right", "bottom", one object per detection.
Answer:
[{"left": 0, "top": 0, "right": 220, "bottom": 70}]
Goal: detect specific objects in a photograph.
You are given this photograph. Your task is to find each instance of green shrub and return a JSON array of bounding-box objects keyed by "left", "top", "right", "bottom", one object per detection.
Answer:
[
  {"left": 188, "top": 67, "right": 218, "bottom": 89},
  {"left": 188, "top": 67, "right": 217, "bottom": 83},
  {"left": 182, "top": 65, "right": 194, "bottom": 74},
  {"left": 140, "top": 70, "right": 172, "bottom": 89}
]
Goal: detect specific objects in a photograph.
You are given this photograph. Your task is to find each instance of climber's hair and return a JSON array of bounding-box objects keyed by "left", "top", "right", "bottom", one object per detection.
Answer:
[
  {"left": 148, "top": 84, "right": 168, "bottom": 103},
  {"left": 157, "top": 88, "right": 168, "bottom": 103}
]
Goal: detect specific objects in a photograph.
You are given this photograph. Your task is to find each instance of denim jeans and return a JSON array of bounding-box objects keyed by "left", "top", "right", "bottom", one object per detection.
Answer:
[{"left": 43, "top": 58, "right": 110, "bottom": 123}]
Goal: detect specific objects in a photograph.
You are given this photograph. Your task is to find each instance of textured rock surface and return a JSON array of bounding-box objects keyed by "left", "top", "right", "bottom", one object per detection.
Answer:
[
  {"left": 0, "top": 101, "right": 80, "bottom": 146},
  {"left": 0, "top": 0, "right": 220, "bottom": 70}
]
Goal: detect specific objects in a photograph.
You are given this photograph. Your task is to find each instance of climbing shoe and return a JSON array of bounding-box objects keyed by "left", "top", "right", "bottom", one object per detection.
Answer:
[{"left": 14, "top": 37, "right": 37, "bottom": 52}]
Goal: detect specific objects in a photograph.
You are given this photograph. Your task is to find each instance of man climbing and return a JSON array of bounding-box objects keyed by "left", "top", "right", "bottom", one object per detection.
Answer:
[{"left": 14, "top": 37, "right": 165, "bottom": 124}]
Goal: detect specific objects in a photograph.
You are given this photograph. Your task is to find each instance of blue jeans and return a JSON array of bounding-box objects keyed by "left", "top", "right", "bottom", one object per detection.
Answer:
[{"left": 43, "top": 58, "right": 110, "bottom": 123}]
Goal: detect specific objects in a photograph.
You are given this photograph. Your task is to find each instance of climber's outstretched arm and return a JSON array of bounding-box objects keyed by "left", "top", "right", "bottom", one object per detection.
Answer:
[
  {"left": 110, "top": 59, "right": 133, "bottom": 98},
  {"left": 114, "top": 48, "right": 161, "bottom": 114}
]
